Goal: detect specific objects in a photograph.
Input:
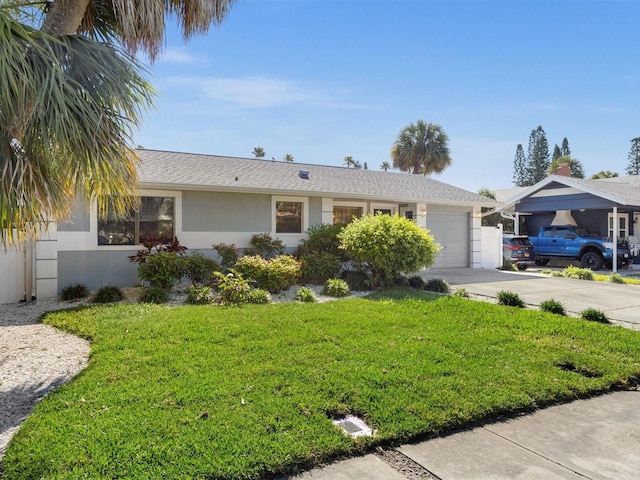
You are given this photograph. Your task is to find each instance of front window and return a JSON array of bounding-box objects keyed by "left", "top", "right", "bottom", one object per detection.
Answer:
[
  {"left": 608, "top": 213, "right": 628, "bottom": 239},
  {"left": 333, "top": 206, "right": 362, "bottom": 225},
  {"left": 276, "top": 201, "right": 302, "bottom": 233},
  {"left": 98, "top": 196, "right": 174, "bottom": 245}
]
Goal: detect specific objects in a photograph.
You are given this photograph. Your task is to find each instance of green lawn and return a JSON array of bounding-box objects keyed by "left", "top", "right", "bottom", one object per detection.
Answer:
[{"left": 4, "top": 293, "right": 640, "bottom": 479}]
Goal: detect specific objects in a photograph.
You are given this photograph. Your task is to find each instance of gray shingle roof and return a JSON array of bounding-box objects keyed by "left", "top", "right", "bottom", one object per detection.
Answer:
[{"left": 136, "top": 149, "right": 496, "bottom": 207}]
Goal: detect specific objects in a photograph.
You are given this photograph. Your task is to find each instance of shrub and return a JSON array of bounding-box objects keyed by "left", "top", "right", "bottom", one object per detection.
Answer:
[
  {"left": 323, "top": 278, "right": 350, "bottom": 297},
  {"left": 562, "top": 265, "right": 594, "bottom": 280},
  {"left": 581, "top": 308, "right": 610, "bottom": 323},
  {"left": 540, "top": 299, "right": 566, "bottom": 316},
  {"left": 541, "top": 269, "right": 552, "bottom": 275},
  {"left": 499, "top": 262, "right": 517, "bottom": 271},
  {"left": 128, "top": 236, "right": 188, "bottom": 265},
  {"left": 297, "top": 223, "right": 347, "bottom": 259},
  {"left": 295, "top": 286, "right": 318, "bottom": 303},
  {"left": 497, "top": 290, "right": 525, "bottom": 308},
  {"left": 234, "top": 255, "right": 301, "bottom": 293},
  {"left": 213, "top": 271, "right": 251, "bottom": 305},
  {"left": 184, "top": 253, "right": 220, "bottom": 285},
  {"left": 408, "top": 275, "right": 427, "bottom": 290},
  {"left": 60, "top": 283, "right": 91, "bottom": 301},
  {"left": 186, "top": 284, "right": 215, "bottom": 305},
  {"left": 424, "top": 278, "right": 451, "bottom": 294},
  {"left": 337, "top": 213, "right": 440, "bottom": 287},
  {"left": 91, "top": 286, "right": 125, "bottom": 304},
  {"left": 340, "top": 269, "right": 370, "bottom": 291},
  {"left": 248, "top": 289, "right": 272, "bottom": 304},
  {"left": 608, "top": 273, "right": 624, "bottom": 284},
  {"left": 550, "top": 271, "right": 565, "bottom": 277},
  {"left": 139, "top": 286, "right": 170, "bottom": 304},
  {"left": 300, "top": 252, "right": 342, "bottom": 284},
  {"left": 213, "top": 243, "right": 239, "bottom": 272},
  {"left": 137, "top": 250, "right": 185, "bottom": 290},
  {"left": 244, "top": 233, "right": 285, "bottom": 259},
  {"left": 453, "top": 288, "right": 469, "bottom": 298}
]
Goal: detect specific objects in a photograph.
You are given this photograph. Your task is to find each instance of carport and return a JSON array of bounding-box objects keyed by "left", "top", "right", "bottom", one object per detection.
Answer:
[{"left": 496, "top": 175, "right": 640, "bottom": 273}]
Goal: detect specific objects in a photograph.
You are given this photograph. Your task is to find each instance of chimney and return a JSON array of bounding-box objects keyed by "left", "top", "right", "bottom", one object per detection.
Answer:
[{"left": 555, "top": 162, "right": 571, "bottom": 177}]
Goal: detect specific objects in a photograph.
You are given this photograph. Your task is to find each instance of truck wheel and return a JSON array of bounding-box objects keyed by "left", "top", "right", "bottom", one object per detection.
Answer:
[
  {"left": 581, "top": 252, "right": 603, "bottom": 271},
  {"left": 534, "top": 259, "right": 550, "bottom": 266}
]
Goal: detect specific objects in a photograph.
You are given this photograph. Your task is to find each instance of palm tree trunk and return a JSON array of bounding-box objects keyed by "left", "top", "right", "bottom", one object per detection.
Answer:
[{"left": 41, "top": 0, "right": 91, "bottom": 35}]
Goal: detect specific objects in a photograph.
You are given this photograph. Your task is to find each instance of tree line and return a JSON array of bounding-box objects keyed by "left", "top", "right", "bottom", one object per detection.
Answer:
[{"left": 512, "top": 126, "right": 640, "bottom": 186}]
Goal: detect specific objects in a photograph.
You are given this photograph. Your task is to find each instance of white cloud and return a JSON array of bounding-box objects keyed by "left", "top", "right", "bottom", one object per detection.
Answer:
[{"left": 161, "top": 47, "right": 200, "bottom": 64}]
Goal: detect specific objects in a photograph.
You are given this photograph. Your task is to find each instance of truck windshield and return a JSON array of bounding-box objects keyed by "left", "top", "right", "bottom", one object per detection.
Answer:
[{"left": 573, "top": 227, "right": 598, "bottom": 238}]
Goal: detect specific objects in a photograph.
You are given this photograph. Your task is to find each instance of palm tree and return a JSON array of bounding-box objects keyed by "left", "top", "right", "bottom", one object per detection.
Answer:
[
  {"left": 380, "top": 161, "right": 391, "bottom": 172},
  {"left": 283, "top": 153, "right": 294, "bottom": 162},
  {"left": 390, "top": 120, "right": 452, "bottom": 175},
  {"left": 590, "top": 170, "right": 619, "bottom": 179},
  {"left": 344, "top": 156, "right": 356, "bottom": 168},
  {"left": 252, "top": 147, "right": 266, "bottom": 159},
  {"left": 0, "top": 1, "right": 237, "bottom": 245}
]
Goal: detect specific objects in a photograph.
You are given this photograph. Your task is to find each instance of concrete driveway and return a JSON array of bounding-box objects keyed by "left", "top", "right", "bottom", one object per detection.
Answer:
[{"left": 422, "top": 268, "right": 640, "bottom": 325}]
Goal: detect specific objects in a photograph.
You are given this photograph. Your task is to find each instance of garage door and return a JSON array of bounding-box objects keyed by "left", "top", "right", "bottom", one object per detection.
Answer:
[{"left": 425, "top": 212, "right": 470, "bottom": 268}]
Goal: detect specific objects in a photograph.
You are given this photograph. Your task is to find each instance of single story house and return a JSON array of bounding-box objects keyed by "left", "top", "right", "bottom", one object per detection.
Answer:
[
  {"left": 4, "top": 149, "right": 498, "bottom": 301},
  {"left": 495, "top": 173, "right": 640, "bottom": 268}
]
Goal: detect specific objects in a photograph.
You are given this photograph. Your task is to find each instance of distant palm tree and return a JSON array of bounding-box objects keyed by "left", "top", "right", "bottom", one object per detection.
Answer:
[
  {"left": 391, "top": 120, "right": 452, "bottom": 175},
  {"left": 252, "top": 147, "right": 266, "bottom": 159},
  {"left": 590, "top": 170, "right": 619, "bottom": 179},
  {"left": 380, "top": 161, "right": 391, "bottom": 172},
  {"left": 344, "top": 156, "right": 356, "bottom": 168},
  {"left": 283, "top": 153, "right": 295, "bottom": 162}
]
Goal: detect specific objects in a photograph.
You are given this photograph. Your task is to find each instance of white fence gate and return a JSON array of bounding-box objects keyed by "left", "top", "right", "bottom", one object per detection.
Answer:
[
  {"left": 481, "top": 224, "right": 503, "bottom": 270},
  {"left": 0, "top": 243, "right": 28, "bottom": 303}
]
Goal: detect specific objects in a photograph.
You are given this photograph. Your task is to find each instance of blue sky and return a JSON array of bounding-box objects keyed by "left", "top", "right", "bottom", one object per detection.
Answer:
[{"left": 134, "top": 0, "right": 640, "bottom": 192}]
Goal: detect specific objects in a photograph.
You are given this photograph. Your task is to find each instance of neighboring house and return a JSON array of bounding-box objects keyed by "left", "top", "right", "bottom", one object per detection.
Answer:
[
  {"left": 3, "top": 149, "right": 497, "bottom": 301},
  {"left": 495, "top": 174, "right": 640, "bottom": 267}
]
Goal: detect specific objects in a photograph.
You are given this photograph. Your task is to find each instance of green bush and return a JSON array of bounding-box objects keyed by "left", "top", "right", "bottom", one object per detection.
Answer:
[
  {"left": 499, "top": 262, "right": 517, "bottom": 271},
  {"left": 234, "top": 255, "right": 301, "bottom": 293},
  {"left": 244, "top": 233, "right": 285, "bottom": 259},
  {"left": 424, "top": 278, "right": 451, "bottom": 294},
  {"left": 408, "top": 275, "right": 427, "bottom": 290},
  {"left": 137, "top": 251, "right": 185, "bottom": 290},
  {"left": 337, "top": 213, "right": 440, "bottom": 287},
  {"left": 297, "top": 223, "right": 347, "bottom": 259},
  {"left": 340, "top": 269, "right": 370, "bottom": 291},
  {"left": 453, "top": 288, "right": 469, "bottom": 298},
  {"left": 186, "top": 284, "right": 215, "bottom": 305},
  {"left": 247, "top": 289, "right": 272, "bottom": 304},
  {"left": 91, "top": 286, "right": 125, "bottom": 304},
  {"left": 60, "top": 283, "right": 91, "bottom": 301},
  {"left": 139, "top": 286, "right": 170, "bottom": 304},
  {"left": 497, "top": 290, "right": 525, "bottom": 308},
  {"left": 608, "top": 273, "right": 624, "bottom": 284},
  {"left": 213, "top": 271, "right": 251, "bottom": 305},
  {"left": 300, "top": 251, "right": 342, "bottom": 284},
  {"left": 540, "top": 299, "right": 565, "bottom": 316},
  {"left": 562, "top": 265, "right": 594, "bottom": 280},
  {"left": 212, "top": 243, "right": 239, "bottom": 272},
  {"left": 295, "top": 286, "right": 318, "bottom": 303},
  {"left": 323, "top": 278, "right": 350, "bottom": 297},
  {"left": 581, "top": 308, "right": 610, "bottom": 323},
  {"left": 184, "top": 253, "right": 220, "bottom": 285}
]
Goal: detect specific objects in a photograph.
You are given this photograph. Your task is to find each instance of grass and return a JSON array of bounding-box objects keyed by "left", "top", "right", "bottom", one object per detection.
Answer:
[{"left": 4, "top": 295, "right": 640, "bottom": 479}]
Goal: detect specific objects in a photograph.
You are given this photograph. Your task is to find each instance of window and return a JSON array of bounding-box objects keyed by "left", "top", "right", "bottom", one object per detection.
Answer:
[
  {"left": 276, "top": 201, "right": 302, "bottom": 233},
  {"left": 608, "top": 213, "right": 628, "bottom": 239},
  {"left": 333, "top": 206, "right": 362, "bottom": 225},
  {"left": 373, "top": 208, "right": 392, "bottom": 216},
  {"left": 98, "top": 196, "right": 175, "bottom": 245}
]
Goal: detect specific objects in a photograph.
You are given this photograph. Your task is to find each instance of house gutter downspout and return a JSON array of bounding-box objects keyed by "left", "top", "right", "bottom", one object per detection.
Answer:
[{"left": 613, "top": 206, "right": 618, "bottom": 274}]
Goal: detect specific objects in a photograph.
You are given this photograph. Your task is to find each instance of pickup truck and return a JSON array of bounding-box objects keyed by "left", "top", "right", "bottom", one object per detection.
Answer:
[{"left": 529, "top": 225, "right": 630, "bottom": 271}]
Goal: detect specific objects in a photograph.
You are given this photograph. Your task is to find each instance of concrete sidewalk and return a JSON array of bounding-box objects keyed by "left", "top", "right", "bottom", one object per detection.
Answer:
[
  {"left": 422, "top": 267, "right": 640, "bottom": 324},
  {"left": 283, "top": 391, "right": 640, "bottom": 480}
]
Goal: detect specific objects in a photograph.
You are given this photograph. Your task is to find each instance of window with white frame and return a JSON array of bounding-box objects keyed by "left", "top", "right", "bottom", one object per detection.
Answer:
[
  {"left": 273, "top": 196, "right": 308, "bottom": 234},
  {"left": 608, "top": 213, "right": 628, "bottom": 239},
  {"left": 98, "top": 196, "right": 175, "bottom": 245}
]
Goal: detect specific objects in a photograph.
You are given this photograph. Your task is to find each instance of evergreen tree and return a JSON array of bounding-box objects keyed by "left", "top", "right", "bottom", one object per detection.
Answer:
[
  {"left": 526, "top": 126, "right": 550, "bottom": 184},
  {"left": 561, "top": 137, "right": 571, "bottom": 156},
  {"left": 512, "top": 144, "right": 528, "bottom": 186},
  {"left": 625, "top": 137, "right": 640, "bottom": 175},
  {"left": 552, "top": 144, "right": 562, "bottom": 161}
]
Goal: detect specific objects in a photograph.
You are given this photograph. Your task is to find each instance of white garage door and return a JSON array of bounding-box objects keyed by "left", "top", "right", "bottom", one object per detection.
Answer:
[{"left": 425, "top": 212, "right": 470, "bottom": 268}]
